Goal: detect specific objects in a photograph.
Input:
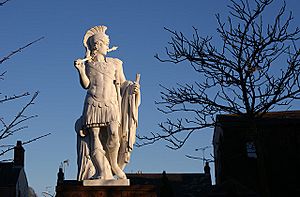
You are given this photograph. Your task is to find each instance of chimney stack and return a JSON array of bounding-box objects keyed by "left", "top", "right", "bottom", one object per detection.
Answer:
[
  {"left": 14, "top": 141, "right": 25, "bottom": 167},
  {"left": 204, "top": 161, "right": 211, "bottom": 175},
  {"left": 57, "top": 167, "right": 65, "bottom": 184}
]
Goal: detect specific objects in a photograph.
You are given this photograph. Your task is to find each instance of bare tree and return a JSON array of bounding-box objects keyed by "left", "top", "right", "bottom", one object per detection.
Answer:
[
  {"left": 0, "top": 4, "right": 49, "bottom": 158},
  {"left": 137, "top": 0, "right": 300, "bottom": 149},
  {"left": 0, "top": 39, "right": 51, "bottom": 158}
]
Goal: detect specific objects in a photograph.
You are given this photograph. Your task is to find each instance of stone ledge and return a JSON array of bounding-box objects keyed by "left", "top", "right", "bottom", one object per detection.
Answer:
[{"left": 83, "top": 179, "right": 130, "bottom": 186}]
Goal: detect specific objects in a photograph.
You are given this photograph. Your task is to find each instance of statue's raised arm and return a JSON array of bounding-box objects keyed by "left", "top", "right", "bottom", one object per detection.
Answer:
[{"left": 74, "top": 25, "right": 141, "bottom": 182}]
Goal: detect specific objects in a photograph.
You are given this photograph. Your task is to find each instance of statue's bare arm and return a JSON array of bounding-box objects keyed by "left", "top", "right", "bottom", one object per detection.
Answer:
[{"left": 74, "top": 59, "right": 90, "bottom": 89}]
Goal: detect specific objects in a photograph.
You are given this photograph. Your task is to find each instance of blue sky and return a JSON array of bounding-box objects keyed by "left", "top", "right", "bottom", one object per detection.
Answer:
[{"left": 1, "top": 0, "right": 299, "bottom": 196}]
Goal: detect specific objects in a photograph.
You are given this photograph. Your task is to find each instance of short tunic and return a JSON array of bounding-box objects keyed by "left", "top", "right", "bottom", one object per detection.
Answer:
[{"left": 82, "top": 58, "right": 122, "bottom": 128}]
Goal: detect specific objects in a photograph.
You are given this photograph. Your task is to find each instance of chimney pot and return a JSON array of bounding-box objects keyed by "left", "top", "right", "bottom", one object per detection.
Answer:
[
  {"left": 204, "top": 161, "right": 211, "bottom": 175},
  {"left": 14, "top": 141, "right": 25, "bottom": 167}
]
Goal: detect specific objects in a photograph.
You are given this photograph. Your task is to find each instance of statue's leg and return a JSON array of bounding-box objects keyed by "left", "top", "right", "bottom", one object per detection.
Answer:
[
  {"left": 90, "top": 127, "right": 113, "bottom": 179},
  {"left": 107, "top": 122, "right": 127, "bottom": 179}
]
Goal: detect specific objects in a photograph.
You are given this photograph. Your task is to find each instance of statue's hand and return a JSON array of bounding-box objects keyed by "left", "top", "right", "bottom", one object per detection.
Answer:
[
  {"left": 74, "top": 59, "right": 85, "bottom": 71},
  {"left": 132, "top": 82, "right": 140, "bottom": 95}
]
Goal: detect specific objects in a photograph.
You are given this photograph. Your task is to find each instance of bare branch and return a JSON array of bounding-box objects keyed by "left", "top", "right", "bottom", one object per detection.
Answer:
[
  {"left": 0, "top": 37, "right": 44, "bottom": 65},
  {"left": 185, "top": 154, "right": 214, "bottom": 162},
  {"left": 0, "top": 0, "right": 11, "bottom": 6},
  {"left": 22, "top": 132, "right": 51, "bottom": 146},
  {"left": 0, "top": 132, "right": 51, "bottom": 157},
  {"left": 0, "top": 92, "right": 30, "bottom": 103},
  {"left": 0, "top": 92, "right": 39, "bottom": 140}
]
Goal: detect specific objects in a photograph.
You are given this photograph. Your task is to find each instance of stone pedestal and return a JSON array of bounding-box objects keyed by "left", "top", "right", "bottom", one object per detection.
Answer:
[
  {"left": 55, "top": 180, "right": 157, "bottom": 197},
  {"left": 83, "top": 179, "right": 130, "bottom": 186}
]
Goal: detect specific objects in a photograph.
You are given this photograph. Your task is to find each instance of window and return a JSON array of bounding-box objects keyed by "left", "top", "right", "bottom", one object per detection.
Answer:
[{"left": 246, "top": 141, "right": 257, "bottom": 158}]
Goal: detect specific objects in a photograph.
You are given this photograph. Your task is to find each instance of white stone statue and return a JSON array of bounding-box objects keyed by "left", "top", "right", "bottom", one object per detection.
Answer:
[{"left": 74, "top": 25, "right": 141, "bottom": 181}]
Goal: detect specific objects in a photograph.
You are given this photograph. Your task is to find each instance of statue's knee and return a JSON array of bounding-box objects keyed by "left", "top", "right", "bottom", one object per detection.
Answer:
[
  {"left": 111, "top": 132, "right": 119, "bottom": 140},
  {"left": 107, "top": 136, "right": 120, "bottom": 149}
]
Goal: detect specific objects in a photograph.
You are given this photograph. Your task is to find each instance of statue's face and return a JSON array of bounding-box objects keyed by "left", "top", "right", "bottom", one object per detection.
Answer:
[{"left": 90, "top": 34, "right": 109, "bottom": 56}]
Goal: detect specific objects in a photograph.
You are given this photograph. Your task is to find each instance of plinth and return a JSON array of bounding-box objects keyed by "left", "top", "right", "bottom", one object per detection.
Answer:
[
  {"left": 55, "top": 180, "right": 157, "bottom": 197},
  {"left": 83, "top": 179, "right": 130, "bottom": 186}
]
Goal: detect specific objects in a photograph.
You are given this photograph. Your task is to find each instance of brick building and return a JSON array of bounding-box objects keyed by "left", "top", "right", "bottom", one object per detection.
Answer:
[{"left": 213, "top": 111, "right": 300, "bottom": 196}]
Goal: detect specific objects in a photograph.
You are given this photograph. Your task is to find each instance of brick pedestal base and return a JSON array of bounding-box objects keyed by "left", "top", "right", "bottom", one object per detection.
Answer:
[{"left": 55, "top": 180, "right": 157, "bottom": 197}]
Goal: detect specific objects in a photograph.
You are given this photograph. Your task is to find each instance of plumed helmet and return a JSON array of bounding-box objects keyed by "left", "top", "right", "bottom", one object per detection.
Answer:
[{"left": 83, "top": 25, "right": 110, "bottom": 58}]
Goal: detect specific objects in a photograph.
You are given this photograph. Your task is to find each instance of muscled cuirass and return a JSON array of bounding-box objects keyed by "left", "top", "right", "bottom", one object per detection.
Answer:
[{"left": 86, "top": 61, "right": 118, "bottom": 102}]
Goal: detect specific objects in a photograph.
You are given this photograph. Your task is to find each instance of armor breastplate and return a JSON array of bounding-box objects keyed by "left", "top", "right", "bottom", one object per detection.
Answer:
[{"left": 86, "top": 61, "right": 118, "bottom": 102}]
